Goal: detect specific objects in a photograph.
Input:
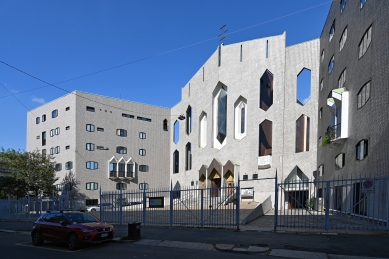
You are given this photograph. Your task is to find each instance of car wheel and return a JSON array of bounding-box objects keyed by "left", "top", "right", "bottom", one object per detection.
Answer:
[
  {"left": 31, "top": 231, "right": 44, "bottom": 246},
  {"left": 67, "top": 233, "right": 80, "bottom": 250},
  {"left": 91, "top": 208, "right": 96, "bottom": 212}
]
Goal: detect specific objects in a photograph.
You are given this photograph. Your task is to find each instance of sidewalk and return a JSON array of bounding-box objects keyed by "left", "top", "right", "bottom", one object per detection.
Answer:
[{"left": 1, "top": 220, "right": 388, "bottom": 259}]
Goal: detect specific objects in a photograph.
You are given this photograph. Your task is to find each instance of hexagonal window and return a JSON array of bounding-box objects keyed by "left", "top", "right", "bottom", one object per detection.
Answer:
[
  {"left": 297, "top": 68, "right": 311, "bottom": 106},
  {"left": 259, "top": 70, "right": 273, "bottom": 111}
]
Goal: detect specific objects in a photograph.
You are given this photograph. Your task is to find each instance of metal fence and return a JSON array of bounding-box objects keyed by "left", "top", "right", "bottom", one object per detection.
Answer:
[
  {"left": 0, "top": 192, "right": 86, "bottom": 221},
  {"left": 99, "top": 186, "right": 240, "bottom": 228},
  {"left": 275, "top": 176, "right": 389, "bottom": 230}
]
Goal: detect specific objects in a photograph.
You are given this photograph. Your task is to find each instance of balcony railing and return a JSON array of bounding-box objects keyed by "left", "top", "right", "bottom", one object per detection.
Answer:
[
  {"left": 110, "top": 171, "right": 117, "bottom": 177},
  {"left": 118, "top": 171, "right": 125, "bottom": 177},
  {"left": 326, "top": 123, "right": 341, "bottom": 141},
  {"left": 126, "top": 172, "right": 134, "bottom": 178}
]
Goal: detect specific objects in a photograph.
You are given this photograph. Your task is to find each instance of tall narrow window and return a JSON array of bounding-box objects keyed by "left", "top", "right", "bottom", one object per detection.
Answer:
[
  {"left": 335, "top": 153, "right": 345, "bottom": 169},
  {"left": 139, "top": 149, "right": 146, "bottom": 156},
  {"left": 199, "top": 112, "right": 207, "bottom": 148},
  {"left": 36, "top": 117, "right": 40, "bottom": 124},
  {"left": 259, "top": 120, "right": 272, "bottom": 156},
  {"left": 42, "top": 131, "right": 46, "bottom": 146},
  {"left": 328, "top": 56, "right": 334, "bottom": 74},
  {"left": 173, "top": 120, "right": 180, "bottom": 144},
  {"left": 202, "top": 67, "right": 205, "bottom": 81},
  {"left": 139, "top": 132, "right": 146, "bottom": 139},
  {"left": 234, "top": 97, "right": 247, "bottom": 140},
  {"left": 241, "top": 107, "right": 245, "bottom": 133},
  {"left": 163, "top": 119, "right": 168, "bottom": 131},
  {"left": 357, "top": 81, "right": 371, "bottom": 109},
  {"left": 295, "top": 115, "right": 310, "bottom": 153},
  {"left": 109, "top": 162, "right": 117, "bottom": 177},
  {"left": 186, "top": 106, "right": 192, "bottom": 135},
  {"left": 359, "top": 25, "right": 372, "bottom": 58},
  {"left": 338, "top": 69, "right": 346, "bottom": 88},
  {"left": 185, "top": 142, "right": 192, "bottom": 171},
  {"left": 217, "top": 88, "right": 227, "bottom": 144},
  {"left": 52, "top": 109, "right": 58, "bottom": 118},
  {"left": 42, "top": 114, "right": 46, "bottom": 122},
  {"left": 240, "top": 45, "right": 242, "bottom": 62},
  {"left": 339, "top": 27, "right": 348, "bottom": 51},
  {"left": 340, "top": 0, "right": 347, "bottom": 13},
  {"left": 321, "top": 49, "right": 324, "bottom": 63},
  {"left": 356, "top": 139, "right": 368, "bottom": 160},
  {"left": 266, "top": 40, "right": 269, "bottom": 58},
  {"left": 318, "top": 164, "right": 324, "bottom": 176},
  {"left": 329, "top": 21, "right": 335, "bottom": 42},
  {"left": 320, "top": 79, "right": 324, "bottom": 91},
  {"left": 173, "top": 150, "right": 179, "bottom": 174}
]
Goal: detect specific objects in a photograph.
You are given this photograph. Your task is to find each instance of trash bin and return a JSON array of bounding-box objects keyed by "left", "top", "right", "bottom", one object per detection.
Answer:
[{"left": 128, "top": 222, "right": 141, "bottom": 240}]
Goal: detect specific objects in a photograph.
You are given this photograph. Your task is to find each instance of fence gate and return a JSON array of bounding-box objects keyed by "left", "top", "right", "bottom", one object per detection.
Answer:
[
  {"left": 100, "top": 186, "right": 238, "bottom": 228},
  {"left": 275, "top": 177, "right": 389, "bottom": 231}
]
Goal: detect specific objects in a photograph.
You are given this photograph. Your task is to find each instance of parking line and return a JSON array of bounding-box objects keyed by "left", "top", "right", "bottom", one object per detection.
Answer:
[{"left": 15, "top": 242, "right": 77, "bottom": 252}]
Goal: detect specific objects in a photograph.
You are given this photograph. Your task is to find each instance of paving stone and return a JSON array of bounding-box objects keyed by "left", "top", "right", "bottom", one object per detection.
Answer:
[
  {"left": 247, "top": 246, "right": 269, "bottom": 253},
  {"left": 215, "top": 243, "right": 234, "bottom": 251}
]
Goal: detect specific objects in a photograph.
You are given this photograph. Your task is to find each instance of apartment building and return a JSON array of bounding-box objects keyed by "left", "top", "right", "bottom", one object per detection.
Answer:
[
  {"left": 27, "top": 91, "right": 170, "bottom": 203},
  {"left": 317, "top": 0, "right": 389, "bottom": 179}
]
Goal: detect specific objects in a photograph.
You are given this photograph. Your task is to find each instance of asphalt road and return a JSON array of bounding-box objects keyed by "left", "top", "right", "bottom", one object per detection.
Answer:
[{"left": 0, "top": 231, "right": 284, "bottom": 259}]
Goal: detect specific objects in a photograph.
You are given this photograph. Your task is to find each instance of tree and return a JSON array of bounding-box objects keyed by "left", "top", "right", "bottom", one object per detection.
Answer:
[
  {"left": 60, "top": 170, "right": 87, "bottom": 209},
  {"left": 0, "top": 148, "right": 58, "bottom": 197}
]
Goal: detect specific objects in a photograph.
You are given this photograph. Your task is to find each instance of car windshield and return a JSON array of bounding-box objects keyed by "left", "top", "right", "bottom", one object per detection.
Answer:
[{"left": 64, "top": 213, "right": 99, "bottom": 224}]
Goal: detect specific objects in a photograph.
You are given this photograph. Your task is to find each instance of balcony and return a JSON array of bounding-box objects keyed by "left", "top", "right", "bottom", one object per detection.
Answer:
[
  {"left": 258, "top": 155, "right": 272, "bottom": 169},
  {"left": 109, "top": 170, "right": 135, "bottom": 183},
  {"left": 326, "top": 88, "right": 349, "bottom": 146}
]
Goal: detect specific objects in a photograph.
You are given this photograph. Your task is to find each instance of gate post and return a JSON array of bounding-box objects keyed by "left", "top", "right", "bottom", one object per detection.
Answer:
[
  {"left": 325, "top": 181, "right": 330, "bottom": 230},
  {"left": 200, "top": 188, "right": 204, "bottom": 227},
  {"left": 274, "top": 170, "right": 278, "bottom": 232}
]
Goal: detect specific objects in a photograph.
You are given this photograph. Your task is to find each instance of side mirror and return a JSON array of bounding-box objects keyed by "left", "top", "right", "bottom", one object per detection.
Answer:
[{"left": 60, "top": 221, "right": 67, "bottom": 226}]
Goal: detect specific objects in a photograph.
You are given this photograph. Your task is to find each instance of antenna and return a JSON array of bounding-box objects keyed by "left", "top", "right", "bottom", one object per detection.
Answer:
[{"left": 218, "top": 24, "right": 228, "bottom": 45}]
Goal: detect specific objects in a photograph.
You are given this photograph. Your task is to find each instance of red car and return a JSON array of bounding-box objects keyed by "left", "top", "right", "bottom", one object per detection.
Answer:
[{"left": 31, "top": 210, "right": 114, "bottom": 250}]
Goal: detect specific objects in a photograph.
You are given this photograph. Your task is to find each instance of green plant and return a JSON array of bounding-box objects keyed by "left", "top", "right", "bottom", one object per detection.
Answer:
[
  {"left": 305, "top": 198, "right": 314, "bottom": 210},
  {"left": 322, "top": 135, "right": 331, "bottom": 146}
]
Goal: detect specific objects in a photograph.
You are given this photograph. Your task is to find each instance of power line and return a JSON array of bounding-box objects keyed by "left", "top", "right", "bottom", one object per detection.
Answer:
[{"left": 0, "top": 0, "right": 331, "bottom": 99}]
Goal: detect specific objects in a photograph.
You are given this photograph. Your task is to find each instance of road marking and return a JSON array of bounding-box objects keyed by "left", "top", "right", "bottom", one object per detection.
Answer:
[{"left": 15, "top": 242, "right": 77, "bottom": 252}]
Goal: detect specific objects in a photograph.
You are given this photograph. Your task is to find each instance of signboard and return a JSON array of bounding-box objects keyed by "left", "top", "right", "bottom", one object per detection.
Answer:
[
  {"left": 149, "top": 197, "right": 164, "bottom": 208},
  {"left": 362, "top": 179, "right": 374, "bottom": 194},
  {"left": 241, "top": 188, "right": 254, "bottom": 198}
]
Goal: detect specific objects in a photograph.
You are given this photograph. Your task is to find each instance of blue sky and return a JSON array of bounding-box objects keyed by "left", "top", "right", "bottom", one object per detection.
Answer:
[{"left": 0, "top": 0, "right": 331, "bottom": 151}]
